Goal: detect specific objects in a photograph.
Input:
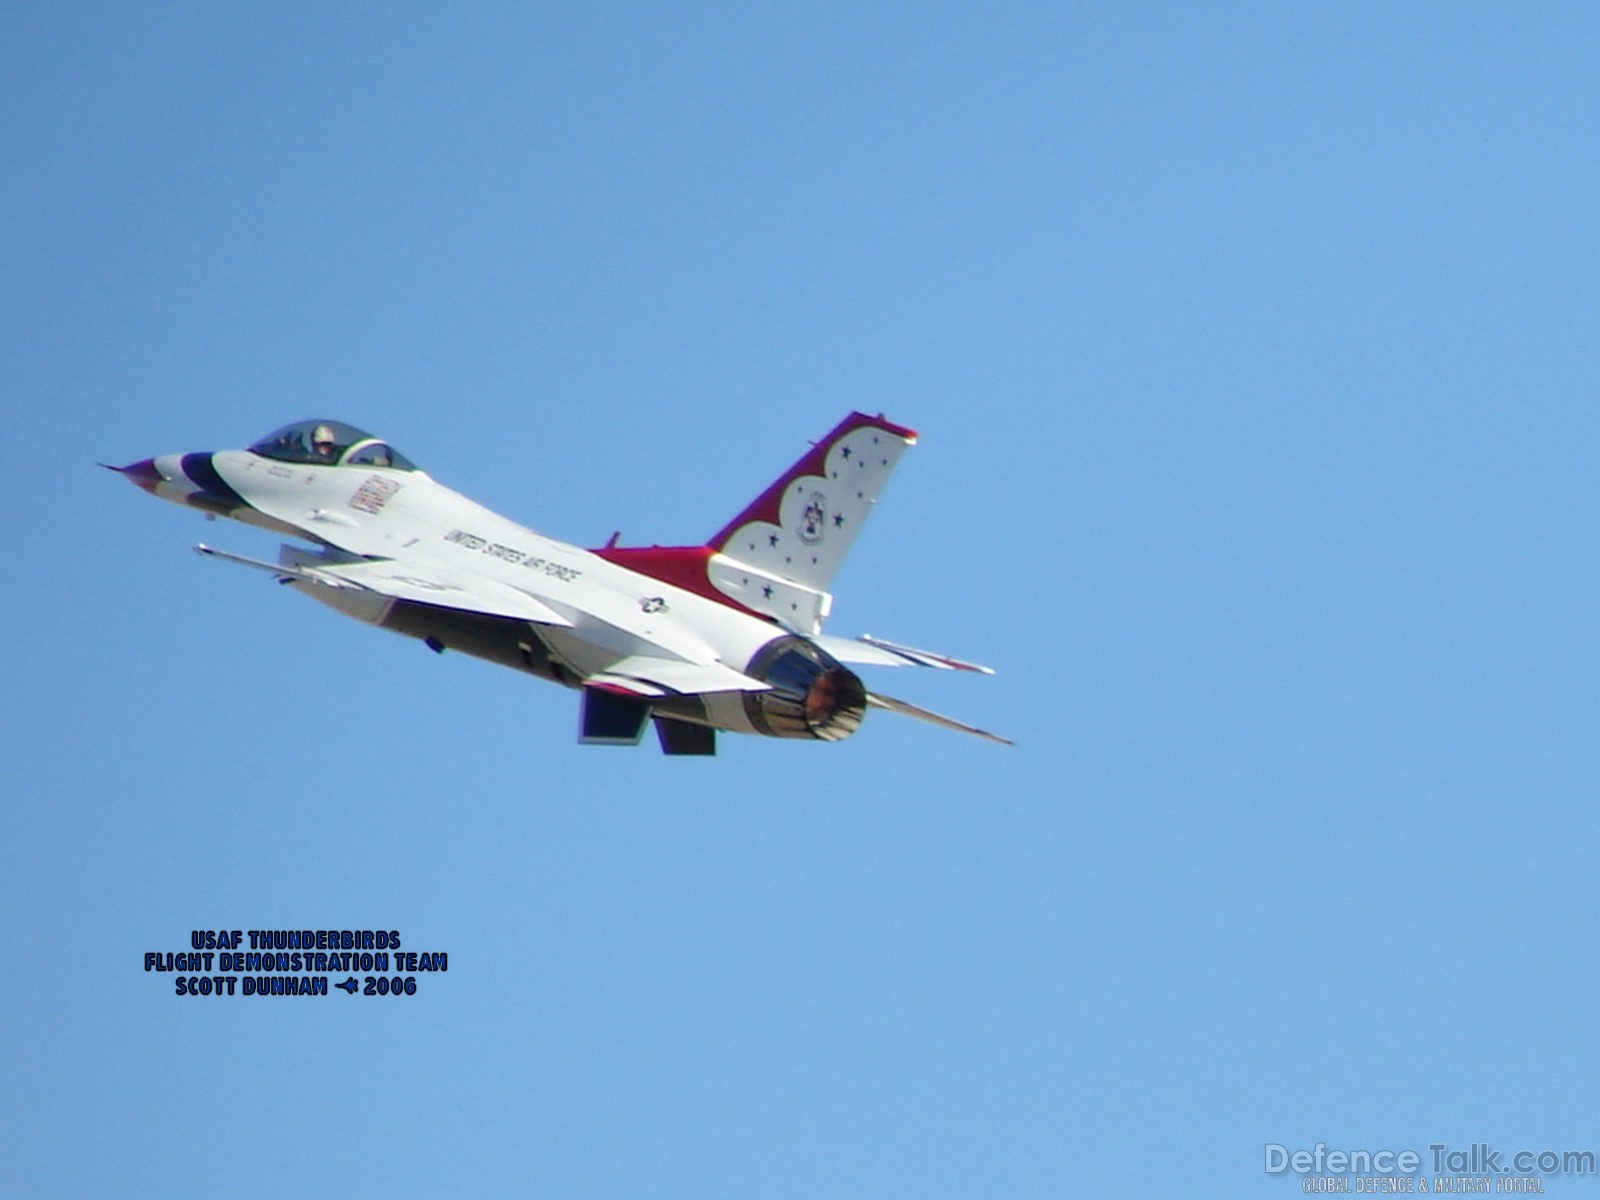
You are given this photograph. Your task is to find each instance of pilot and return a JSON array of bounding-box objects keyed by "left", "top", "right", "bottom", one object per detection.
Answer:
[{"left": 311, "top": 425, "right": 340, "bottom": 461}]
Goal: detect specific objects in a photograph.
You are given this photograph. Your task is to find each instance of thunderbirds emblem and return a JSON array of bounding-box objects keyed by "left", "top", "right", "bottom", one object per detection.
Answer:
[{"left": 799, "top": 491, "right": 827, "bottom": 544}]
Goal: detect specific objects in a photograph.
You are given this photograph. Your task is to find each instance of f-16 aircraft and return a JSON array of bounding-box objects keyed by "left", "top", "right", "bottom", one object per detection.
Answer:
[{"left": 111, "top": 413, "right": 1007, "bottom": 754}]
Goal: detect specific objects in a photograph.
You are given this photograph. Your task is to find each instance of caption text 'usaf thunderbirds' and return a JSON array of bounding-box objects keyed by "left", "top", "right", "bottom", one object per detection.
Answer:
[{"left": 111, "top": 413, "right": 1008, "bottom": 754}]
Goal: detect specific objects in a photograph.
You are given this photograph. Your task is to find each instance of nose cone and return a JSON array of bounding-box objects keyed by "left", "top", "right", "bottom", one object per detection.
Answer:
[
  {"left": 105, "top": 451, "right": 246, "bottom": 519},
  {"left": 107, "top": 457, "right": 166, "bottom": 493}
]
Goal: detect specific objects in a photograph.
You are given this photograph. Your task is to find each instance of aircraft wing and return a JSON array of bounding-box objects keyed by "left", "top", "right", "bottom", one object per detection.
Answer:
[
  {"left": 310, "top": 559, "right": 574, "bottom": 625},
  {"left": 809, "top": 633, "right": 995, "bottom": 674},
  {"left": 195, "top": 543, "right": 572, "bottom": 626},
  {"left": 866, "top": 690, "right": 1013, "bottom": 746},
  {"left": 584, "top": 655, "right": 771, "bottom": 697}
]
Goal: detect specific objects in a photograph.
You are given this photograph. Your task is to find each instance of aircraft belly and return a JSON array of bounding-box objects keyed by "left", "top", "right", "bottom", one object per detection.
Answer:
[{"left": 379, "top": 603, "right": 569, "bottom": 684}]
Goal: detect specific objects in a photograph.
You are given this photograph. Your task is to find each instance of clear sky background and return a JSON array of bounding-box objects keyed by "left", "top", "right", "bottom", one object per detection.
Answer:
[{"left": 5, "top": 3, "right": 1598, "bottom": 1195}]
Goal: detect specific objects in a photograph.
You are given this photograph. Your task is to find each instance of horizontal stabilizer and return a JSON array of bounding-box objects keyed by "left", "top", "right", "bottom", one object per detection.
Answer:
[
  {"left": 866, "top": 691, "right": 1013, "bottom": 746},
  {"left": 810, "top": 633, "right": 996, "bottom": 674},
  {"left": 585, "top": 655, "right": 770, "bottom": 697}
]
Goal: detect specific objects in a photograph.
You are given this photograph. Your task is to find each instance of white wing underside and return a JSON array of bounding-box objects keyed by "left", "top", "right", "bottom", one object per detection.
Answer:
[{"left": 195, "top": 543, "right": 572, "bottom": 626}]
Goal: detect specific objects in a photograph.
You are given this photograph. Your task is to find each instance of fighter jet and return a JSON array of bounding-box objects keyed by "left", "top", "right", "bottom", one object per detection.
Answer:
[{"left": 111, "top": 413, "right": 1008, "bottom": 754}]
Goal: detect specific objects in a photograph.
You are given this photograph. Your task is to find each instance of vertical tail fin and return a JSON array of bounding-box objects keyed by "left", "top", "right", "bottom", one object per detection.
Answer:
[
  {"left": 706, "top": 412, "right": 916, "bottom": 621},
  {"left": 594, "top": 412, "right": 917, "bottom": 634}
]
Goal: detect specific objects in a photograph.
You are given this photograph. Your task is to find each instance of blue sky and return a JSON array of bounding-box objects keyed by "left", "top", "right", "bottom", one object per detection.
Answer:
[{"left": 5, "top": 3, "right": 1599, "bottom": 1195}]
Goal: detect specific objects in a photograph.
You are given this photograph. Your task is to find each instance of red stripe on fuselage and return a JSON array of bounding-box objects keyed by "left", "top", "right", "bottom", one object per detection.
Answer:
[{"left": 592, "top": 545, "right": 773, "bottom": 623}]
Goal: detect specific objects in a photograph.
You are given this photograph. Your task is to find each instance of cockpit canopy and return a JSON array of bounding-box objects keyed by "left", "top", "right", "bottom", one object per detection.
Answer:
[{"left": 248, "top": 420, "right": 418, "bottom": 471}]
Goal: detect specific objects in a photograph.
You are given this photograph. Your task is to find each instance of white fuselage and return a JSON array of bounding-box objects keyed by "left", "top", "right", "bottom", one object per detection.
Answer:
[
  {"left": 153, "top": 449, "right": 796, "bottom": 736},
  {"left": 119, "top": 412, "right": 1006, "bottom": 751}
]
